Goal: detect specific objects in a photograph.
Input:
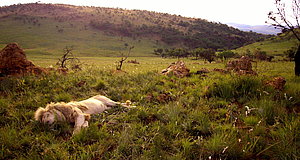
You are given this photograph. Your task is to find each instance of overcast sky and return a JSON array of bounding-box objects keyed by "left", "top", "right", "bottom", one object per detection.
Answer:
[{"left": 0, "top": 0, "right": 284, "bottom": 25}]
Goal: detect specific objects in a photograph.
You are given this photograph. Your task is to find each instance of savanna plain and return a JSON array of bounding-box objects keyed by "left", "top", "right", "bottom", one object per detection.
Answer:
[
  {"left": 0, "top": 55, "right": 299, "bottom": 159},
  {"left": 0, "top": 3, "right": 299, "bottom": 160}
]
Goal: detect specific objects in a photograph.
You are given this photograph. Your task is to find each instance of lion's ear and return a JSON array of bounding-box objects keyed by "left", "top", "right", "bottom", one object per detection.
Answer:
[{"left": 34, "top": 107, "right": 46, "bottom": 122}]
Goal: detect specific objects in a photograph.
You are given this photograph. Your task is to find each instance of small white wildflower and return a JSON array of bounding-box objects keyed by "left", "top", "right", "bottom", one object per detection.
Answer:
[
  {"left": 222, "top": 146, "right": 229, "bottom": 153},
  {"left": 257, "top": 120, "right": 262, "bottom": 126},
  {"left": 263, "top": 91, "right": 270, "bottom": 95},
  {"left": 284, "top": 93, "right": 287, "bottom": 100}
]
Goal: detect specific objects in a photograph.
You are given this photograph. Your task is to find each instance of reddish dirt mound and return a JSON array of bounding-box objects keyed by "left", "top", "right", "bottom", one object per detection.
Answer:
[
  {"left": 0, "top": 43, "right": 46, "bottom": 77},
  {"left": 265, "top": 77, "right": 286, "bottom": 90},
  {"left": 226, "top": 56, "right": 257, "bottom": 75},
  {"left": 213, "top": 68, "right": 229, "bottom": 74},
  {"left": 127, "top": 59, "right": 140, "bottom": 64},
  {"left": 161, "top": 61, "right": 190, "bottom": 78},
  {"left": 196, "top": 68, "right": 210, "bottom": 74}
]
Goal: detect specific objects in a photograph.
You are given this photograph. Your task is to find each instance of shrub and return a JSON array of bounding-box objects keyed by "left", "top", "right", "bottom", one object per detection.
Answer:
[
  {"left": 0, "top": 77, "right": 21, "bottom": 94},
  {"left": 206, "top": 76, "right": 262, "bottom": 102},
  {"left": 54, "top": 92, "right": 72, "bottom": 102},
  {"left": 204, "top": 132, "right": 227, "bottom": 157},
  {"left": 178, "top": 138, "right": 197, "bottom": 159},
  {"left": 217, "top": 50, "right": 237, "bottom": 60},
  {"left": 0, "top": 99, "right": 10, "bottom": 127},
  {"left": 186, "top": 110, "right": 212, "bottom": 137},
  {"left": 94, "top": 80, "right": 107, "bottom": 91},
  {"left": 253, "top": 48, "right": 274, "bottom": 61},
  {"left": 72, "top": 124, "right": 109, "bottom": 145},
  {"left": 243, "top": 116, "right": 260, "bottom": 126},
  {"left": 254, "top": 48, "right": 268, "bottom": 60},
  {"left": 269, "top": 117, "right": 299, "bottom": 159},
  {"left": 284, "top": 47, "right": 297, "bottom": 61},
  {"left": 250, "top": 99, "right": 282, "bottom": 125}
]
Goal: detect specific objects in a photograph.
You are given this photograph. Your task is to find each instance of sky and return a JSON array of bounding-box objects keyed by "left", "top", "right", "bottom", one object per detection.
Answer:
[{"left": 0, "top": 0, "right": 282, "bottom": 25}]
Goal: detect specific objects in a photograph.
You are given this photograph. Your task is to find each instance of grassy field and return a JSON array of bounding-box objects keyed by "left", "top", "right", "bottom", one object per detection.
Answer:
[
  {"left": 0, "top": 56, "right": 299, "bottom": 159},
  {"left": 0, "top": 3, "right": 270, "bottom": 53},
  {"left": 1, "top": 3, "right": 299, "bottom": 159},
  {"left": 29, "top": 56, "right": 226, "bottom": 73},
  {"left": 234, "top": 32, "right": 299, "bottom": 56},
  {"left": 0, "top": 16, "right": 164, "bottom": 57}
]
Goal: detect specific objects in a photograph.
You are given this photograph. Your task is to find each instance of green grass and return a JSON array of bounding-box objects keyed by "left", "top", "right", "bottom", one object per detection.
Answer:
[
  {"left": 1, "top": 14, "right": 298, "bottom": 60},
  {"left": 0, "top": 16, "right": 165, "bottom": 57},
  {"left": 234, "top": 31, "right": 299, "bottom": 56},
  {"left": 235, "top": 38, "right": 298, "bottom": 56},
  {"left": 0, "top": 56, "right": 299, "bottom": 159},
  {"left": 1, "top": 4, "right": 299, "bottom": 159},
  {"left": 28, "top": 56, "right": 226, "bottom": 73}
]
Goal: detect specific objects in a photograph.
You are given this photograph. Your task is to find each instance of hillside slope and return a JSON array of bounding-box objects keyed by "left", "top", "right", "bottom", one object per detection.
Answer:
[
  {"left": 235, "top": 30, "right": 299, "bottom": 56},
  {"left": 0, "top": 3, "right": 269, "bottom": 57}
]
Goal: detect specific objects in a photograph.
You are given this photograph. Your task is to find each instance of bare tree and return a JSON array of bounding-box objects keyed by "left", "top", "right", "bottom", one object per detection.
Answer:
[
  {"left": 115, "top": 43, "right": 134, "bottom": 70},
  {"left": 267, "top": 0, "right": 300, "bottom": 75},
  {"left": 56, "top": 46, "right": 81, "bottom": 70}
]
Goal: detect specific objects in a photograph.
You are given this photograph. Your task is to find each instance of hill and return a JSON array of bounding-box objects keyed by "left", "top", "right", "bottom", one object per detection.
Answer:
[
  {"left": 0, "top": 3, "right": 269, "bottom": 57},
  {"left": 234, "top": 29, "right": 299, "bottom": 56}
]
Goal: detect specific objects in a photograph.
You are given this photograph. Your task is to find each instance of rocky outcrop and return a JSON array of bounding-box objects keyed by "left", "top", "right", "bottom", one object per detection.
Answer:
[
  {"left": 226, "top": 56, "right": 257, "bottom": 75},
  {"left": 161, "top": 61, "right": 190, "bottom": 78},
  {"left": 265, "top": 77, "right": 286, "bottom": 90}
]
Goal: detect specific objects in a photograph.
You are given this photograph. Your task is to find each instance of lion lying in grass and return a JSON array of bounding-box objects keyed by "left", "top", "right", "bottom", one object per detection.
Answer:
[{"left": 34, "top": 95, "right": 135, "bottom": 134}]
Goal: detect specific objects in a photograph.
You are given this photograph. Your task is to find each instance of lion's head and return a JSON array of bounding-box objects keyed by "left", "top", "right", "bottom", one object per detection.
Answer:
[
  {"left": 34, "top": 107, "right": 56, "bottom": 124},
  {"left": 34, "top": 102, "right": 90, "bottom": 124}
]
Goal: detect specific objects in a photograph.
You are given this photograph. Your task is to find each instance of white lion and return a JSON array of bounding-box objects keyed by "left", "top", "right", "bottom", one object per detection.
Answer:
[{"left": 34, "top": 95, "right": 135, "bottom": 134}]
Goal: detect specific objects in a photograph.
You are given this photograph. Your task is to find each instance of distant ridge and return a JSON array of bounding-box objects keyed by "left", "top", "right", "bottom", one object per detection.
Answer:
[{"left": 227, "top": 23, "right": 281, "bottom": 35}]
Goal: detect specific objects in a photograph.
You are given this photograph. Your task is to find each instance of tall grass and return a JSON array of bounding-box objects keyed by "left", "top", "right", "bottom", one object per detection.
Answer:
[{"left": 0, "top": 59, "right": 299, "bottom": 159}]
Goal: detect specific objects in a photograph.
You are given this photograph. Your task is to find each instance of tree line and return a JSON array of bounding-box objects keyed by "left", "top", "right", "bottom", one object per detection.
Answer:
[
  {"left": 153, "top": 48, "right": 237, "bottom": 62},
  {"left": 153, "top": 47, "right": 285, "bottom": 62}
]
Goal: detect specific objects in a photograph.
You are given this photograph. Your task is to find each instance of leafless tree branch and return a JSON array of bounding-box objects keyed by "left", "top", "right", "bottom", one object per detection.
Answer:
[
  {"left": 115, "top": 44, "right": 134, "bottom": 70},
  {"left": 56, "top": 46, "right": 81, "bottom": 70}
]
